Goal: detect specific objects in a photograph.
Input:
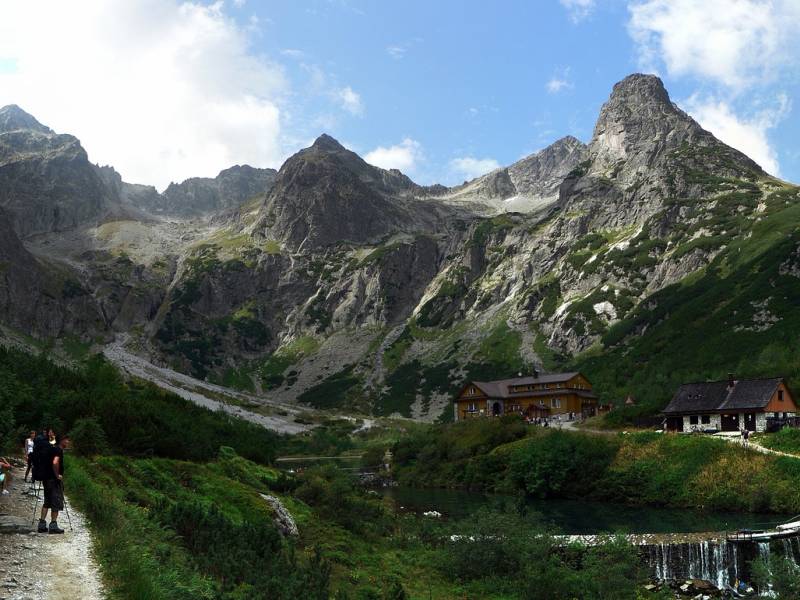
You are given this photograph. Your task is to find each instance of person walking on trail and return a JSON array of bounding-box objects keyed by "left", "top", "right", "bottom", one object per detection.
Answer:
[
  {"left": 743, "top": 429, "right": 750, "bottom": 448},
  {"left": 23, "top": 430, "right": 35, "bottom": 482},
  {"left": 38, "top": 434, "right": 69, "bottom": 534}
]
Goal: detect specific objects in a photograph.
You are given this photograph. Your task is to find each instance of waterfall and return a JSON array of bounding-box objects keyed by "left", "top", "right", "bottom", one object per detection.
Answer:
[
  {"left": 758, "top": 542, "right": 770, "bottom": 564},
  {"left": 648, "top": 540, "right": 739, "bottom": 588}
]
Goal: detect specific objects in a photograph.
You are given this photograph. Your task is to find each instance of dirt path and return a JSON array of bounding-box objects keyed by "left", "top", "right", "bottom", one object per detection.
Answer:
[{"left": 0, "top": 468, "right": 106, "bottom": 600}]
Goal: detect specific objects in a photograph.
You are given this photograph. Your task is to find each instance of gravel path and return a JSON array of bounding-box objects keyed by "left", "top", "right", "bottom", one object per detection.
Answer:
[{"left": 0, "top": 468, "right": 106, "bottom": 600}]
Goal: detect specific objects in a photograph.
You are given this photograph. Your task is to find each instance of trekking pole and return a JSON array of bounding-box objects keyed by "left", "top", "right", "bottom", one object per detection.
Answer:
[
  {"left": 60, "top": 480, "right": 73, "bottom": 532},
  {"left": 30, "top": 480, "right": 41, "bottom": 526}
]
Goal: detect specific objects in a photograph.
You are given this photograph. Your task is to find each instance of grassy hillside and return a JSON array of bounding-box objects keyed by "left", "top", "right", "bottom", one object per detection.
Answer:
[
  {"left": 393, "top": 418, "right": 800, "bottom": 514},
  {"left": 574, "top": 193, "right": 800, "bottom": 422}
]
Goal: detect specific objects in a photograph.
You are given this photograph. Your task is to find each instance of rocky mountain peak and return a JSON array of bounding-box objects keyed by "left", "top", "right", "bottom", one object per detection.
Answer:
[
  {"left": 310, "top": 133, "right": 346, "bottom": 152},
  {"left": 588, "top": 73, "right": 707, "bottom": 181},
  {"left": 0, "top": 105, "right": 53, "bottom": 135}
]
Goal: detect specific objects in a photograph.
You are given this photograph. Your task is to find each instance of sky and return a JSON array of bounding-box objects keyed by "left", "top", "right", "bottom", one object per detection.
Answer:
[{"left": 1, "top": 0, "right": 799, "bottom": 190}]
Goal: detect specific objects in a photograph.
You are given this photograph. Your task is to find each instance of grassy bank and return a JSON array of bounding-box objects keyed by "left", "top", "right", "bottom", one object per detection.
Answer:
[{"left": 393, "top": 419, "right": 800, "bottom": 513}]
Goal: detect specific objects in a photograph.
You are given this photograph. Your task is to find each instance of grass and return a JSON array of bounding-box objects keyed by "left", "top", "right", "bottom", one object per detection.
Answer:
[
  {"left": 260, "top": 336, "right": 319, "bottom": 389},
  {"left": 297, "top": 365, "right": 361, "bottom": 409}
]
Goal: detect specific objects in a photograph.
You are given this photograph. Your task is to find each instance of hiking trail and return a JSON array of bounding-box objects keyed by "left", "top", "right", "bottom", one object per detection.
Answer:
[{"left": 0, "top": 467, "right": 106, "bottom": 600}]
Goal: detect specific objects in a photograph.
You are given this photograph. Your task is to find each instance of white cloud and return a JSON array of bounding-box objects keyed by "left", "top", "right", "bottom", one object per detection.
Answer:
[
  {"left": 365, "top": 138, "right": 421, "bottom": 173},
  {"left": 386, "top": 45, "right": 407, "bottom": 60},
  {"left": 560, "top": 0, "right": 596, "bottom": 23},
  {"left": 233, "top": 0, "right": 246, "bottom": 6},
  {"left": 449, "top": 157, "right": 501, "bottom": 181},
  {"left": 280, "top": 48, "right": 306, "bottom": 60},
  {"left": 0, "top": 0, "right": 286, "bottom": 190},
  {"left": 336, "top": 86, "right": 364, "bottom": 116},
  {"left": 546, "top": 78, "right": 570, "bottom": 93},
  {"left": 684, "top": 94, "right": 790, "bottom": 175},
  {"left": 628, "top": 0, "right": 800, "bottom": 90},
  {"left": 546, "top": 67, "right": 573, "bottom": 94}
]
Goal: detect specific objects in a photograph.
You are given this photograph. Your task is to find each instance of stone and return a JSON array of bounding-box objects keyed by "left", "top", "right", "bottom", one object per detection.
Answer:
[
  {"left": 260, "top": 494, "right": 299, "bottom": 537},
  {"left": 0, "top": 516, "right": 34, "bottom": 535}
]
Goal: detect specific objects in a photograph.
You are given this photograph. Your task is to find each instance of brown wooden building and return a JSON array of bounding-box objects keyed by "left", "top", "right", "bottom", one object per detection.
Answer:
[
  {"left": 453, "top": 372, "right": 598, "bottom": 421},
  {"left": 661, "top": 376, "right": 798, "bottom": 433}
]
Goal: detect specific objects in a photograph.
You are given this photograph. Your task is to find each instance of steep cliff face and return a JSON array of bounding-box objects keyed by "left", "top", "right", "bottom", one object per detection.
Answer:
[
  {"left": 0, "top": 208, "right": 106, "bottom": 338},
  {"left": 0, "top": 105, "right": 114, "bottom": 237}
]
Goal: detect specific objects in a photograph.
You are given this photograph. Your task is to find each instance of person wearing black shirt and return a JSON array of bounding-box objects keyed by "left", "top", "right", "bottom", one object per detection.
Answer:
[{"left": 38, "top": 434, "right": 69, "bottom": 534}]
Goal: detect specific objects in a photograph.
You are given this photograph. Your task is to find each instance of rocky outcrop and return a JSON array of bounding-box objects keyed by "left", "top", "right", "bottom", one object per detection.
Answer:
[
  {"left": 0, "top": 208, "right": 106, "bottom": 339},
  {"left": 439, "top": 136, "right": 588, "bottom": 214},
  {"left": 260, "top": 494, "right": 299, "bottom": 537},
  {"left": 155, "top": 165, "right": 277, "bottom": 217},
  {"left": 254, "top": 135, "right": 466, "bottom": 251},
  {"left": 0, "top": 105, "right": 114, "bottom": 237}
]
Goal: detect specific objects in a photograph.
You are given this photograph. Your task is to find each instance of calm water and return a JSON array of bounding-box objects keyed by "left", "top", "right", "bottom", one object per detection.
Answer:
[{"left": 379, "top": 486, "right": 794, "bottom": 535}]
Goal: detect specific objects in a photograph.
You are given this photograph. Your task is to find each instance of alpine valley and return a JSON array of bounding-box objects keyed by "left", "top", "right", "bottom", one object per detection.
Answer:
[{"left": 2, "top": 73, "right": 800, "bottom": 424}]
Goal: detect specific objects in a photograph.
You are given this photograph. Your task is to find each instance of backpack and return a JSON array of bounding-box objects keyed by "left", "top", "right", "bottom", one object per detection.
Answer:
[{"left": 31, "top": 434, "right": 51, "bottom": 482}]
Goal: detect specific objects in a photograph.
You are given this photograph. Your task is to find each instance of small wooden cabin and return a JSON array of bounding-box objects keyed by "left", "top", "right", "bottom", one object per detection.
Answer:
[
  {"left": 661, "top": 376, "right": 797, "bottom": 433},
  {"left": 453, "top": 371, "right": 598, "bottom": 421}
]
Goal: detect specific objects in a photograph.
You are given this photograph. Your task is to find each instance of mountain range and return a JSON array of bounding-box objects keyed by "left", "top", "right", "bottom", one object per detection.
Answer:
[{"left": 1, "top": 73, "right": 798, "bottom": 421}]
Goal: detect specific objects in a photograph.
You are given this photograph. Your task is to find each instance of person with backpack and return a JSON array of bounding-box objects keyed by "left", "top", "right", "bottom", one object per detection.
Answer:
[
  {"left": 38, "top": 433, "right": 69, "bottom": 534},
  {"left": 30, "top": 428, "right": 50, "bottom": 483}
]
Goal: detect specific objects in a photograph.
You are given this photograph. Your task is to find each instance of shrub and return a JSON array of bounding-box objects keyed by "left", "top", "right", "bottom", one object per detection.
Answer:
[{"left": 70, "top": 417, "right": 110, "bottom": 456}]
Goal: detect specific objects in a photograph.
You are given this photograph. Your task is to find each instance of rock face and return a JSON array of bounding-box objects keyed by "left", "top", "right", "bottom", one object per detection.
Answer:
[
  {"left": 1, "top": 74, "right": 798, "bottom": 421},
  {"left": 439, "top": 136, "right": 588, "bottom": 214},
  {"left": 0, "top": 208, "right": 106, "bottom": 339},
  {"left": 156, "top": 165, "right": 277, "bottom": 217},
  {"left": 254, "top": 134, "right": 461, "bottom": 251},
  {"left": 0, "top": 105, "right": 114, "bottom": 237}
]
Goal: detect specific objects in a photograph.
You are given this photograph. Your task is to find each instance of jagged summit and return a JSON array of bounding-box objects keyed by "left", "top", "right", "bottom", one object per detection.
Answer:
[
  {"left": 0, "top": 104, "right": 52, "bottom": 135},
  {"left": 310, "top": 133, "right": 346, "bottom": 152},
  {"left": 606, "top": 73, "right": 672, "bottom": 107}
]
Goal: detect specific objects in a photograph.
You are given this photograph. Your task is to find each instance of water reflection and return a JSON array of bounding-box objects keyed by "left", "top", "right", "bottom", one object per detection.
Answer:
[{"left": 380, "top": 486, "right": 791, "bottom": 535}]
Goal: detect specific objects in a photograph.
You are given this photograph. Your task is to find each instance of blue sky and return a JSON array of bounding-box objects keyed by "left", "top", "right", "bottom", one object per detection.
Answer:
[{"left": 1, "top": 1, "right": 798, "bottom": 189}]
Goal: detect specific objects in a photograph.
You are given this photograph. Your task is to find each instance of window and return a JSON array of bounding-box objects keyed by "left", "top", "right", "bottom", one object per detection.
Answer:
[
  {"left": 779, "top": 390, "right": 784, "bottom": 401},
  {"left": 469, "top": 387, "right": 476, "bottom": 396},
  {"left": 468, "top": 402, "right": 476, "bottom": 412},
  {"left": 690, "top": 415, "right": 698, "bottom": 425},
  {"left": 701, "top": 415, "right": 710, "bottom": 424},
  {"left": 552, "top": 398, "right": 561, "bottom": 408}
]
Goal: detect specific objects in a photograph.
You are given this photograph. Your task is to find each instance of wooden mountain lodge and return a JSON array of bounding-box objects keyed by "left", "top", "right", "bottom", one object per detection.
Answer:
[
  {"left": 453, "top": 371, "right": 598, "bottom": 421},
  {"left": 661, "top": 375, "right": 797, "bottom": 433}
]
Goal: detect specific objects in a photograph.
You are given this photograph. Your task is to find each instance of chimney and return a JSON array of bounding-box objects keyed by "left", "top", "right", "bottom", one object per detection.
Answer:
[
  {"left": 728, "top": 373, "right": 736, "bottom": 389},
  {"left": 532, "top": 368, "right": 539, "bottom": 379}
]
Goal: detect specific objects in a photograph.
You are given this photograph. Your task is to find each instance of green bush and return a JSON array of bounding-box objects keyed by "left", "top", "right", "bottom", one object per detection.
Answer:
[{"left": 70, "top": 417, "right": 110, "bottom": 456}]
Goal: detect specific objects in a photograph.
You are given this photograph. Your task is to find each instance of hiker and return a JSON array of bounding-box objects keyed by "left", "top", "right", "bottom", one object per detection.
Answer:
[
  {"left": 23, "top": 430, "right": 35, "bottom": 482},
  {"left": 48, "top": 428, "right": 56, "bottom": 446},
  {"left": 38, "top": 433, "right": 69, "bottom": 534},
  {"left": 743, "top": 429, "right": 750, "bottom": 448},
  {"left": 0, "top": 456, "right": 11, "bottom": 495}
]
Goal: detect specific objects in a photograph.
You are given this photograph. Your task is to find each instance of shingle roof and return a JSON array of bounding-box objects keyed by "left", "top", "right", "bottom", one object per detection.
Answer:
[
  {"left": 662, "top": 378, "right": 783, "bottom": 415},
  {"left": 469, "top": 373, "right": 585, "bottom": 400}
]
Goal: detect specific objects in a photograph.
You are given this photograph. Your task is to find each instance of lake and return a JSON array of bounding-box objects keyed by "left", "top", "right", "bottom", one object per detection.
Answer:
[{"left": 379, "top": 486, "right": 794, "bottom": 535}]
